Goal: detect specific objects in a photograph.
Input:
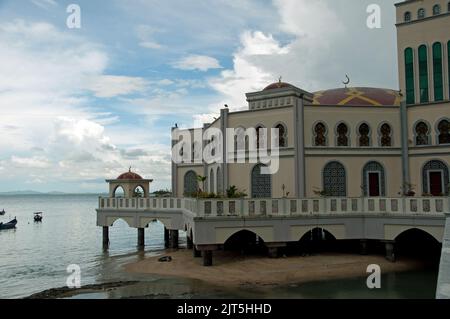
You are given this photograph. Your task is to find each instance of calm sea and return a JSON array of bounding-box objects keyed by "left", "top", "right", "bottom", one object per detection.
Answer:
[{"left": 0, "top": 194, "right": 439, "bottom": 299}]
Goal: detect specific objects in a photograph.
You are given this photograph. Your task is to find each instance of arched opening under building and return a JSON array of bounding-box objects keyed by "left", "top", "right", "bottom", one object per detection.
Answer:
[
  {"left": 223, "top": 230, "right": 266, "bottom": 256},
  {"left": 394, "top": 228, "right": 442, "bottom": 267},
  {"left": 293, "top": 228, "right": 338, "bottom": 255}
]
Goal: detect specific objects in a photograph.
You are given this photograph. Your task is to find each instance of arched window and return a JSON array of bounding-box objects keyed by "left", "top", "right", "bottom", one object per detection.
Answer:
[
  {"left": 217, "top": 166, "right": 223, "bottom": 194},
  {"left": 422, "top": 160, "right": 449, "bottom": 196},
  {"left": 255, "top": 125, "right": 265, "bottom": 149},
  {"left": 418, "top": 8, "right": 426, "bottom": 19},
  {"left": 234, "top": 127, "right": 246, "bottom": 153},
  {"left": 336, "top": 123, "right": 349, "bottom": 146},
  {"left": 184, "top": 171, "right": 198, "bottom": 195},
  {"left": 415, "top": 121, "right": 430, "bottom": 146},
  {"left": 438, "top": 119, "right": 450, "bottom": 144},
  {"left": 363, "top": 161, "right": 386, "bottom": 197},
  {"left": 433, "top": 42, "right": 444, "bottom": 101},
  {"left": 251, "top": 164, "right": 272, "bottom": 198},
  {"left": 113, "top": 185, "right": 125, "bottom": 198},
  {"left": 448, "top": 1, "right": 450, "bottom": 12},
  {"left": 405, "top": 48, "right": 415, "bottom": 104},
  {"left": 380, "top": 123, "right": 392, "bottom": 147},
  {"left": 433, "top": 4, "right": 441, "bottom": 15},
  {"left": 314, "top": 122, "right": 327, "bottom": 146},
  {"left": 323, "top": 162, "right": 346, "bottom": 197},
  {"left": 404, "top": 11, "right": 411, "bottom": 22},
  {"left": 133, "top": 186, "right": 145, "bottom": 198},
  {"left": 274, "top": 123, "right": 287, "bottom": 147},
  {"left": 209, "top": 168, "right": 215, "bottom": 193},
  {"left": 418, "top": 45, "right": 429, "bottom": 103},
  {"left": 358, "top": 123, "right": 370, "bottom": 147}
]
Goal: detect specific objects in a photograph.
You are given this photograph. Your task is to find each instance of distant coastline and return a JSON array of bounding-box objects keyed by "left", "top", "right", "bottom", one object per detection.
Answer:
[{"left": 0, "top": 191, "right": 106, "bottom": 196}]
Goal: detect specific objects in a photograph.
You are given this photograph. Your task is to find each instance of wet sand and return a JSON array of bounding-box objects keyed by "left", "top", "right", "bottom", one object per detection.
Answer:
[{"left": 124, "top": 249, "right": 425, "bottom": 288}]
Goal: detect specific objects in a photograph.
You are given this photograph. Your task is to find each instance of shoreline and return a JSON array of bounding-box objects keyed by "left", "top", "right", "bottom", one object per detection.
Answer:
[{"left": 124, "top": 249, "right": 426, "bottom": 289}]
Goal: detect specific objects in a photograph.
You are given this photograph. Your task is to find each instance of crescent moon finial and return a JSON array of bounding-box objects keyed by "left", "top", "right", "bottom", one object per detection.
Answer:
[{"left": 342, "top": 74, "right": 350, "bottom": 88}]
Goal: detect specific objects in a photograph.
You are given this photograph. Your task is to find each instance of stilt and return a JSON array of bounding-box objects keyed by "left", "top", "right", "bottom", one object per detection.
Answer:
[
  {"left": 187, "top": 236, "right": 193, "bottom": 249},
  {"left": 385, "top": 241, "right": 396, "bottom": 262},
  {"left": 138, "top": 228, "right": 145, "bottom": 247},
  {"left": 102, "top": 226, "right": 109, "bottom": 249},
  {"left": 169, "top": 229, "right": 179, "bottom": 249},
  {"left": 360, "top": 239, "right": 368, "bottom": 255},
  {"left": 203, "top": 250, "right": 213, "bottom": 266},
  {"left": 267, "top": 247, "right": 279, "bottom": 258},
  {"left": 193, "top": 245, "right": 201, "bottom": 257},
  {"left": 164, "top": 227, "right": 170, "bottom": 248}
]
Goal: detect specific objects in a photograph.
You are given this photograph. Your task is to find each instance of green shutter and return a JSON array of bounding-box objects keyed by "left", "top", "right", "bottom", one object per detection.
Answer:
[
  {"left": 418, "top": 45, "right": 429, "bottom": 103},
  {"left": 448, "top": 41, "right": 450, "bottom": 99},
  {"left": 405, "top": 48, "right": 415, "bottom": 104},
  {"left": 433, "top": 42, "right": 443, "bottom": 101}
]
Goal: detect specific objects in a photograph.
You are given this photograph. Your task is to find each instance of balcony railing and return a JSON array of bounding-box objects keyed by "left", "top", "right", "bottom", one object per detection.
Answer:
[{"left": 98, "top": 196, "right": 449, "bottom": 218}]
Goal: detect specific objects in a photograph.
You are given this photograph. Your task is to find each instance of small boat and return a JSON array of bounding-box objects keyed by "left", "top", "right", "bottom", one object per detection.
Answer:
[
  {"left": 34, "top": 212, "right": 43, "bottom": 222},
  {"left": 0, "top": 218, "right": 17, "bottom": 230},
  {"left": 0, "top": 209, "right": 5, "bottom": 216}
]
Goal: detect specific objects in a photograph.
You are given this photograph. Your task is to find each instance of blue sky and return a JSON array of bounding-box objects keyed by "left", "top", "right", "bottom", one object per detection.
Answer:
[{"left": 0, "top": 0, "right": 399, "bottom": 193}]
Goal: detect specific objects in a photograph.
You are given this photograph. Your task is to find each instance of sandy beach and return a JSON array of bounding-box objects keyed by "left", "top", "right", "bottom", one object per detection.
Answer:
[{"left": 124, "top": 249, "right": 425, "bottom": 288}]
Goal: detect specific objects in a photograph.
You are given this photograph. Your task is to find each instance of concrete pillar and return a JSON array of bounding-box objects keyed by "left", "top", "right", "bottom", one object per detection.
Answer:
[
  {"left": 169, "top": 230, "right": 179, "bottom": 249},
  {"left": 137, "top": 228, "right": 145, "bottom": 247},
  {"left": 203, "top": 250, "right": 213, "bottom": 266},
  {"left": 268, "top": 247, "right": 279, "bottom": 258},
  {"left": 436, "top": 212, "right": 450, "bottom": 299},
  {"left": 193, "top": 245, "right": 201, "bottom": 258},
  {"left": 384, "top": 241, "right": 396, "bottom": 262},
  {"left": 164, "top": 227, "right": 170, "bottom": 248},
  {"left": 102, "top": 226, "right": 109, "bottom": 249},
  {"left": 187, "top": 236, "right": 193, "bottom": 249},
  {"left": 360, "top": 239, "right": 368, "bottom": 255}
]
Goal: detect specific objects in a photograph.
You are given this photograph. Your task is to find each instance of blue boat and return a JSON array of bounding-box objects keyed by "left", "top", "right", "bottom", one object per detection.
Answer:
[{"left": 0, "top": 218, "right": 17, "bottom": 230}]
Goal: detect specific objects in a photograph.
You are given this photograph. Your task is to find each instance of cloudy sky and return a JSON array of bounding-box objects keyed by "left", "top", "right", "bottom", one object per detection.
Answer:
[{"left": 0, "top": 0, "right": 399, "bottom": 193}]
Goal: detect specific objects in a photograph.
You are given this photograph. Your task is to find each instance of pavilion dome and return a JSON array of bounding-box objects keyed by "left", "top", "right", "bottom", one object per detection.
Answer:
[
  {"left": 263, "top": 81, "right": 293, "bottom": 91},
  {"left": 117, "top": 169, "right": 143, "bottom": 180}
]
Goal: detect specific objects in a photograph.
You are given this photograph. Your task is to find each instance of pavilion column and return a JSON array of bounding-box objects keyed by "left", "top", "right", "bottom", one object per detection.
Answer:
[
  {"left": 360, "top": 239, "right": 368, "bottom": 255},
  {"left": 102, "top": 226, "right": 109, "bottom": 249},
  {"left": 384, "top": 240, "right": 396, "bottom": 262},
  {"left": 169, "top": 230, "right": 179, "bottom": 249},
  {"left": 164, "top": 227, "right": 170, "bottom": 248},
  {"left": 187, "top": 235, "right": 193, "bottom": 249},
  {"left": 203, "top": 250, "right": 213, "bottom": 266},
  {"left": 138, "top": 228, "right": 145, "bottom": 247},
  {"left": 266, "top": 243, "right": 286, "bottom": 258},
  {"left": 193, "top": 245, "right": 201, "bottom": 258}
]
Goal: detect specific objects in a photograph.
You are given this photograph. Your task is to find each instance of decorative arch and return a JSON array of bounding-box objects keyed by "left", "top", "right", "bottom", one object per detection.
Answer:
[
  {"left": 209, "top": 168, "right": 215, "bottom": 193},
  {"left": 357, "top": 122, "right": 371, "bottom": 147},
  {"left": 418, "top": 44, "right": 429, "bottom": 103},
  {"left": 183, "top": 170, "right": 198, "bottom": 195},
  {"left": 418, "top": 8, "right": 426, "bottom": 19},
  {"left": 422, "top": 160, "right": 449, "bottom": 196},
  {"left": 323, "top": 161, "right": 347, "bottom": 197},
  {"left": 221, "top": 228, "right": 270, "bottom": 245},
  {"left": 273, "top": 122, "right": 288, "bottom": 147},
  {"left": 379, "top": 122, "right": 393, "bottom": 147},
  {"left": 404, "top": 11, "right": 411, "bottom": 22},
  {"left": 335, "top": 122, "right": 350, "bottom": 147},
  {"left": 313, "top": 121, "right": 328, "bottom": 146},
  {"left": 391, "top": 227, "right": 443, "bottom": 243},
  {"left": 413, "top": 120, "right": 431, "bottom": 146},
  {"left": 436, "top": 118, "right": 450, "bottom": 144},
  {"left": 404, "top": 47, "right": 415, "bottom": 104},
  {"left": 112, "top": 185, "right": 125, "bottom": 198},
  {"left": 251, "top": 164, "right": 272, "bottom": 198},
  {"left": 362, "top": 161, "right": 386, "bottom": 197},
  {"left": 433, "top": 4, "right": 441, "bottom": 15},
  {"left": 108, "top": 217, "right": 135, "bottom": 228},
  {"left": 133, "top": 185, "right": 147, "bottom": 198}
]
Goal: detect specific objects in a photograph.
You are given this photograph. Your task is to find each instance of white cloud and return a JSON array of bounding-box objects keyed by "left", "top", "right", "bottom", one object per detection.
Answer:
[
  {"left": 172, "top": 54, "right": 222, "bottom": 72},
  {"left": 240, "top": 31, "right": 289, "bottom": 55},
  {"left": 31, "top": 0, "right": 57, "bottom": 9},
  {"left": 11, "top": 156, "right": 51, "bottom": 169},
  {"left": 86, "top": 75, "right": 149, "bottom": 98},
  {"left": 136, "top": 24, "right": 164, "bottom": 50}
]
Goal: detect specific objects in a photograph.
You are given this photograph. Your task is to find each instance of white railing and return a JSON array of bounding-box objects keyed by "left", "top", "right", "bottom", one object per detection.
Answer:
[{"left": 98, "top": 196, "right": 449, "bottom": 218}]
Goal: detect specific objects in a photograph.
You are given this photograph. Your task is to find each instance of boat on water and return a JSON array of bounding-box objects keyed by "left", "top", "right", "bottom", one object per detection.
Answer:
[
  {"left": 0, "top": 218, "right": 17, "bottom": 230},
  {"left": 34, "top": 212, "right": 43, "bottom": 222},
  {"left": 0, "top": 209, "right": 5, "bottom": 216}
]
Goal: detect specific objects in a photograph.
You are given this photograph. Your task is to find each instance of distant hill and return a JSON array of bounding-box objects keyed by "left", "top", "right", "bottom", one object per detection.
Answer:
[{"left": 0, "top": 191, "right": 106, "bottom": 196}]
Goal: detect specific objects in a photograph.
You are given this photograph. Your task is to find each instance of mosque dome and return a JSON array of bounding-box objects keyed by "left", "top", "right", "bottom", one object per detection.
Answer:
[
  {"left": 117, "top": 169, "right": 143, "bottom": 180},
  {"left": 312, "top": 87, "right": 401, "bottom": 107},
  {"left": 263, "top": 81, "right": 293, "bottom": 91}
]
